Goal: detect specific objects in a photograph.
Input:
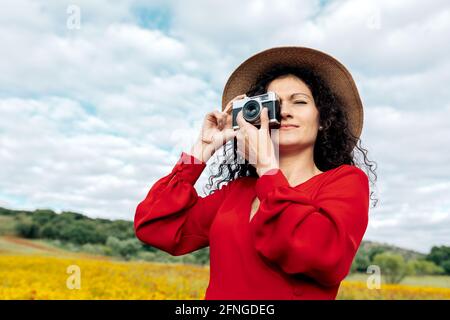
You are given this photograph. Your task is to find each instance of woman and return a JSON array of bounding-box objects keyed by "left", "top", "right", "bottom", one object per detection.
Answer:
[{"left": 134, "top": 47, "right": 378, "bottom": 300}]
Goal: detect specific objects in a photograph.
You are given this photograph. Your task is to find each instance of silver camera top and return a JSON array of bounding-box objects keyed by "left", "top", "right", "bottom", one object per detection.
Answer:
[{"left": 231, "top": 91, "right": 279, "bottom": 110}]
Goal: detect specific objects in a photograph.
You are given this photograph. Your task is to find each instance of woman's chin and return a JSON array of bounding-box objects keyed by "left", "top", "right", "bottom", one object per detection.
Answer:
[
  {"left": 274, "top": 140, "right": 308, "bottom": 152},
  {"left": 274, "top": 138, "right": 301, "bottom": 147}
]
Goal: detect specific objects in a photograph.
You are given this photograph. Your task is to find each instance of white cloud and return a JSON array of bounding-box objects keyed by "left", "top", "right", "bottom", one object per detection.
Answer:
[
  {"left": 0, "top": 97, "right": 178, "bottom": 219},
  {"left": 0, "top": 23, "right": 187, "bottom": 98}
]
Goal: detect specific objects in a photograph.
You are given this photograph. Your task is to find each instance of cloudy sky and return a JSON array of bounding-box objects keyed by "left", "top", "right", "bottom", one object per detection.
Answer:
[{"left": 0, "top": 0, "right": 449, "bottom": 253}]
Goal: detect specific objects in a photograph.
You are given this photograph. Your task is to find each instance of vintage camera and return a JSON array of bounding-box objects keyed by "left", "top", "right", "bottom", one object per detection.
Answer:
[{"left": 231, "top": 92, "right": 281, "bottom": 130}]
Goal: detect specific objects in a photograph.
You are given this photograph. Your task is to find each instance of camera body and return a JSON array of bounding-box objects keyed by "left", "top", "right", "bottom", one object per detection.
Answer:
[{"left": 231, "top": 91, "right": 281, "bottom": 130}]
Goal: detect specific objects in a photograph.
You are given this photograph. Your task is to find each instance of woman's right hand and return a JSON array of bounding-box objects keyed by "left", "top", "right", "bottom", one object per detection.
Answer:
[{"left": 190, "top": 94, "right": 247, "bottom": 163}]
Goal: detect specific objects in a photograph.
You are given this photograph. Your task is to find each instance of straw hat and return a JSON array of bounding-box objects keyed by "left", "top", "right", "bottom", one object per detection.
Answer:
[{"left": 221, "top": 46, "right": 364, "bottom": 142}]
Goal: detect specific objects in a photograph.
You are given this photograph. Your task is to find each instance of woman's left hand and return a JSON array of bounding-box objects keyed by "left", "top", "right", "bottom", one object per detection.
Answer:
[{"left": 235, "top": 108, "right": 279, "bottom": 176}]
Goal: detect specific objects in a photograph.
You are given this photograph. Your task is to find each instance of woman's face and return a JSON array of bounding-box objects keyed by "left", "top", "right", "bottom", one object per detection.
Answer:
[{"left": 266, "top": 74, "right": 321, "bottom": 151}]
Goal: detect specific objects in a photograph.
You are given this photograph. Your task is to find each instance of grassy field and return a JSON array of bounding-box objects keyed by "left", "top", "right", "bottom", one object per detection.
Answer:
[
  {"left": 0, "top": 216, "right": 16, "bottom": 235},
  {"left": 0, "top": 236, "right": 449, "bottom": 300},
  {"left": 0, "top": 236, "right": 68, "bottom": 256},
  {"left": 345, "top": 272, "right": 450, "bottom": 289}
]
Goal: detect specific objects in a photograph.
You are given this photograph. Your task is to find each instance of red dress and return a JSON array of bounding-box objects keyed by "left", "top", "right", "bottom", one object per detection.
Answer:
[{"left": 134, "top": 151, "right": 369, "bottom": 300}]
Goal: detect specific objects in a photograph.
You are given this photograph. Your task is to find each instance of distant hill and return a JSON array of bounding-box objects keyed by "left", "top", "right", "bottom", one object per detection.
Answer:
[
  {"left": 359, "top": 240, "right": 426, "bottom": 261},
  {"left": 0, "top": 206, "right": 210, "bottom": 264},
  {"left": 0, "top": 206, "right": 430, "bottom": 263}
]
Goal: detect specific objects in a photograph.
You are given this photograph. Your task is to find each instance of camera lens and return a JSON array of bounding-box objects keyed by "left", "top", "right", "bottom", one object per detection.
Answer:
[{"left": 242, "top": 100, "right": 261, "bottom": 122}]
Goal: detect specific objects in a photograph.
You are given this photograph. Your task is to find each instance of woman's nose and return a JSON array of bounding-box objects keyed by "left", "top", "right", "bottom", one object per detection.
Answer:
[{"left": 280, "top": 102, "right": 293, "bottom": 118}]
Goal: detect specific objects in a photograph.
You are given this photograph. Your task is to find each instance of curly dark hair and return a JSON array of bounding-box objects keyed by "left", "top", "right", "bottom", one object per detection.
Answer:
[{"left": 204, "top": 64, "right": 378, "bottom": 208}]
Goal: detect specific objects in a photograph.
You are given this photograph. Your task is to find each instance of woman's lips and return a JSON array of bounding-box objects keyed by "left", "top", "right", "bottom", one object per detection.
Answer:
[{"left": 280, "top": 125, "right": 299, "bottom": 130}]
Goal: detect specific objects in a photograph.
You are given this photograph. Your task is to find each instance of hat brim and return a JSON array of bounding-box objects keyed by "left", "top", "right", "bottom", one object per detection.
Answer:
[{"left": 221, "top": 46, "right": 363, "bottom": 142}]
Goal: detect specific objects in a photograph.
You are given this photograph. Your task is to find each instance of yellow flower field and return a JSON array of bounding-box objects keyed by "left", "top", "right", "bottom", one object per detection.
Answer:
[
  {"left": 0, "top": 255, "right": 208, "bottom": 300},
  {"left": 1, "top": 254, "right": 449, "bottom": 300},
  {"left": 337, "top": 281, "right": 450, "bottom": 300}
]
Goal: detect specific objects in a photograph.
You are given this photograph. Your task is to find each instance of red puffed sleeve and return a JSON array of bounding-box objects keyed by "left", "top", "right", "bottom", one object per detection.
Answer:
[
  {"left": 250, "top": 165, "right": 369, "bottom": 287},
  {"left": 134, "top": 151, "right": 235, "bottom": 256}
]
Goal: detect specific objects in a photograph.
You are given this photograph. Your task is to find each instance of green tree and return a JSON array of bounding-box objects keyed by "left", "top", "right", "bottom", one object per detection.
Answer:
[
  {"left": 351, "top": 250, "right": 371, "bottom": 273},
  {"left": 407, "top": 259, "right": 444, "bottom": 276},
  {"left": 31, "top": 209, "right": 56, "bottom": 225},
  {"left": 59, "top": 221, "right": 104, "bottom": 244},
  {"left": 106, "top": 236, "right": 142, "bottom": 260},
  {"left": 190, "top": 247, "right": 210, "bottom": 265},
  {"left": 368, "top": 247, "right": 386, "bottom": 262},
  {"left": 101, "top": 220, "right": 135, "bottom": 240},
  {"left": 373, "top": 252, "right": 410, "bottom": 284},
  {"left": 441, "top": 260, "right": 450, "bottom": 274},
  {"left": 15, "top": 220, "right": 40, "bottom": 239},
  {"left": 426, "top": 246, "right": 450, "bottom": 275},
  {"left": 40, "top": 223, "right": 61, "bottom": 239}
]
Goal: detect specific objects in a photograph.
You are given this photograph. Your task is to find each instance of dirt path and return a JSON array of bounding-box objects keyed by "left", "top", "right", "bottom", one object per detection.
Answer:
[{"left": 2, "top": 236, "right": 62, "bottom": 253}]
